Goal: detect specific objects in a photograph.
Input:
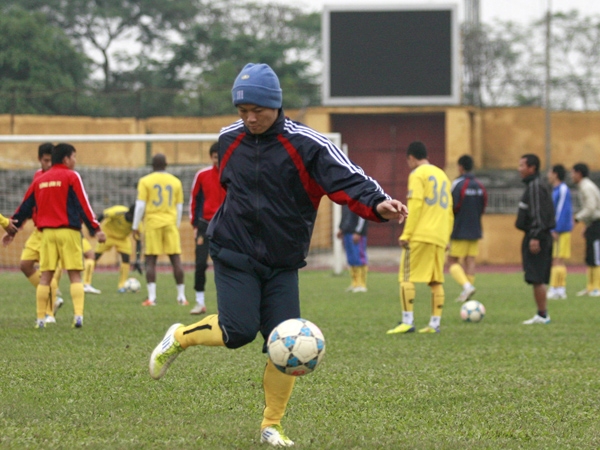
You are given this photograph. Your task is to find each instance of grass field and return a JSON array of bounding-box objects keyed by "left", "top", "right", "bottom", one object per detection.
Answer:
[{"left": 1, "top": 268, "right": 599, "bottom": 449}]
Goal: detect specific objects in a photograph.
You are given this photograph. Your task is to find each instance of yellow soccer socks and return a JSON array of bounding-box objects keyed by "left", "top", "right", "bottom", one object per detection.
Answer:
[
  {"left": 174, "top": 314, "right": 225, "bottom": 349},
  {"left": 118, "top": 262, "right": 130, "bottom": 289},
  {"left": 261, "top": 359, "right": 295, "bottom": 429},
  {"left": 449, "top": 263, "right": 469, "bottom": 287},
  {"left": 71, "top": 282, "right": 85, "bottom": 316},
  {"left": 83, "top": 259, "right": 95, "bottom": 285}
]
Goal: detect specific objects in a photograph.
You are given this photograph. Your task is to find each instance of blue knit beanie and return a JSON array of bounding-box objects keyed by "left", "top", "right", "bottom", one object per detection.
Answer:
[{"left": 231, "top": 63, "right": 282, "bottom": 109}]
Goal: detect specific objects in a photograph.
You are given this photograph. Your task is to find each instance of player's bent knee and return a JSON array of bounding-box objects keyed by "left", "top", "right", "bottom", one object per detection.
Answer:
[{"left": 223, "top": 328, "right": 258, "bottom": 349}]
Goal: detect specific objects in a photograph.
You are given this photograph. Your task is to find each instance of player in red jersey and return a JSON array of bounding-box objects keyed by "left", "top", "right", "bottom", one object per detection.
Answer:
[
  {"left": 12, "top": 143, "right": 106, "bottom": 328},
  {"left": 188, "top": 143, "right": 226, "bottom": 314}
]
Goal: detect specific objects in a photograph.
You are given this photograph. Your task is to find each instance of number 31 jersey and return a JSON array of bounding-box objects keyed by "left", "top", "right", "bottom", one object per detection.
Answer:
[
  {"left": 400, "top": 163, "right": 454, "bottom": 248},
  {"left": 136, "top": 171, "right": 184, "bottom": 229}
]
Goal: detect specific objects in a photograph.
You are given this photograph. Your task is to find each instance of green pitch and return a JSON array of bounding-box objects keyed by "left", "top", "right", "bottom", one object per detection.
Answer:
[{"left": 1, "top": 269, "right": 599, "bottom": 449}]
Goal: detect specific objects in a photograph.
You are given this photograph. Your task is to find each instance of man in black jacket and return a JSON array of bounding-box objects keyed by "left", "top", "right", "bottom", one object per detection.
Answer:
[
  {"left": 516, "top": 154, "right": 555, "bottom": 325},
  {"left": 148, "top": 62, "right": 408, "bottom": 447}
]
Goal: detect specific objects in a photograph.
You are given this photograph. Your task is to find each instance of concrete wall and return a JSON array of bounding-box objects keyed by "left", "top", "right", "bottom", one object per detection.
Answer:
[{"left": 1, "top": 106, "right": 598, "bottom": 266}]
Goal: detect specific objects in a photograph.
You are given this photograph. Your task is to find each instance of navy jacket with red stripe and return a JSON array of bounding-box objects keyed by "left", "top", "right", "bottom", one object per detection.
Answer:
[{"left": 207, "top": 110, "right": 390, "bottom": 269}]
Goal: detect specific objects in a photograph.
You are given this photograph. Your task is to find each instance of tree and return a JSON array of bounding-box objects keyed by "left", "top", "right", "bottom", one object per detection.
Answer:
[
  {"left": 4, "top": 0, "right": 205, "bottom": 91},
  {"left": 0, "top": 7, "right": 92, "bottom": 115},
  {"left": 166, "top": 0, "right": 321, "bottom": 115},
  {"left": 462, "top": 11, "right": 600, "bottom": 110}
]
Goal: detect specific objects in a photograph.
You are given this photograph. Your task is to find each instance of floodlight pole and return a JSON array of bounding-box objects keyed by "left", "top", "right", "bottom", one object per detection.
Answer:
[{"left": 544, "top": 0, "right": 552, "bottom": 171}]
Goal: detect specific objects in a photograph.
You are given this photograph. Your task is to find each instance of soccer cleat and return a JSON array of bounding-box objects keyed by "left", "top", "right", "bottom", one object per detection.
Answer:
[
  {"left": 35, "top": 319, "right": 45, "bottom": 329},
  {"left": 260, "top": 424, "right": 294, "bottom": 447},
  {"left": 72, "top": 315, "right": 83, "bottom": 328},
  {"left": 589, "top": 289, "right": 600, "bottom": 297},
  {"left": 546, "top": 289, "right": 560, "bottom": 300},
  {"left": 142, "top": 299, "right": 156, "bottom": 306},
  {"left": 178, "top": 299, "right": 189, "bottom": 306},
  {"left": 83, "top": 284, "right": 101, "bottom": 294},
  {"left": 53, "top": 297, "right": 64, "bottom": 316},
  {"left": 344, "top": 285, "right": 355, "bottom": 292},
  {"left": 352, "top": 286, "right": 368, "bottom": 293},
  {"left": 455, "top": 285, "right": 476, "bottom": 303},
  {"left": 149, "top": 323, "right": 184, "bottom": 380},
  {"left": 522, "top": 314, "right": 551, "bottom": 325},
  {"left": 117, "top": 287, "right": 127, "bottom": 293},
  {"left": 418, "top": 326, "right": 440, "bottom": 334},
  {"left": 190, "top": 304, "right": 207, "bottom": 315},
  {"left": 576, "top": 289, "right": 589, "bottom": 297},
  {"left": 44, "top": 315, "right": 56, "bottom": 324},
  {"left": 386, "top": 323, "right": 415, "bottom": 334}
]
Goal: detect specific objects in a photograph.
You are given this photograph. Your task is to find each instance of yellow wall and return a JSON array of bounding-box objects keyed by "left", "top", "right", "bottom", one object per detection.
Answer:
[
  {"left": 1, "top": 106, "right": 598, "bottom": 266},
  {"left": 478, "top": 214, "right": 585, "bottom": 265}
]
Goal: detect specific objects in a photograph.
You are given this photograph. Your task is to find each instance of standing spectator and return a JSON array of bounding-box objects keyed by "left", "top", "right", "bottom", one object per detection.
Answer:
[
  {"left": 447, "top": 155, "right": 487, "bottom": 302},
  {"left": 189, "top": 143, "right": 226, "bottom": 314},
  {"left": 336, "top": 204, "right": 369, "bottom": 292},
  {"left": 133, "top": 154, "right": 187, "bottom": 306},
  {"left": 387, "top": 141, "right": 453, "bottom": 335},
  {"left": 571, "top": 163, "right": 600, "bottom": 297},
  {"left": 94, "top": 204, "right": 137, "bottom": 292},
  {"left": 12, "top": 143, "right": 106, "bottom": 328},
  {"left": 546, "top": 164, "right": 573, "bottom": 300},
  {"left": 147, "top": 62, "right": 408, "bottom": 447},
  {"left": 516, "top": 154, "right": 555, "bottom": 324}
]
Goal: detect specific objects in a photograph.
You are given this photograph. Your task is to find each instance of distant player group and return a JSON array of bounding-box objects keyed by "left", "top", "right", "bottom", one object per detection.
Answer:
[{"left": 0, "top": 140, "right": 225, "bottom": 328}]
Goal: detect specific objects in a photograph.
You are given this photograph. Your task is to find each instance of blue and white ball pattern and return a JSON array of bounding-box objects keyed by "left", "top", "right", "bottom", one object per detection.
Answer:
[
  {"left": 267, "top": 318, "right": 326, "bottom": 376},
  {"left": 460, "top": 300, "right": 486, "bottom": 322}
]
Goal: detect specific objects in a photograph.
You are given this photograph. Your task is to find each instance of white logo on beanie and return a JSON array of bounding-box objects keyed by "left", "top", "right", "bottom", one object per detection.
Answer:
[
  {"left": 241, "top": 75, "right": 250, "bottom": 80},
  {"left": 236, "top": 90, "right": 244, "bottom": 100}
]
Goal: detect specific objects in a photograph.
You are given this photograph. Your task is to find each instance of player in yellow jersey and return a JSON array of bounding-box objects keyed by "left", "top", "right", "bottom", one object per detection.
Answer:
[
  {"left": 132, "top": 154, "right": 187, "bottom": 306},
  {"left": 93, "top": 204, "right": 139, "bottom": 292},
  {"left": 387, "top": 141, "right": 454, "bottom": 334}
]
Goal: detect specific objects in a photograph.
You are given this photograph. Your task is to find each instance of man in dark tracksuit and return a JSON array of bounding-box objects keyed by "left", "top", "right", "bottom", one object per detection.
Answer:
[
  {"left": 148, "top": 63, "right": 408, "bottom": 447},
  {"left": 516, "top": 154, "right": 556, "bottom": 325}
]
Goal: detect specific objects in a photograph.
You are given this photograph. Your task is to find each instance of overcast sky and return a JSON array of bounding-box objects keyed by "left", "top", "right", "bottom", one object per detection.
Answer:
[{"left": 289, "top": 0, "right": 600, "bottom": 23}]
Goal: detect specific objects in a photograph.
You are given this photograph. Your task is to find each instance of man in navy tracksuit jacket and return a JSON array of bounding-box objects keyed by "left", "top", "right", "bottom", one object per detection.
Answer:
[{"left": 149, "top": 63, "right": 408, "bottom": 447}]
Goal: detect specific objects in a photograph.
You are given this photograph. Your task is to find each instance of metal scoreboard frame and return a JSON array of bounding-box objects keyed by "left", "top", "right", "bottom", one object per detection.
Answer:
[{"left": 322, "top": 3, "right": 460, "bottom": 106}]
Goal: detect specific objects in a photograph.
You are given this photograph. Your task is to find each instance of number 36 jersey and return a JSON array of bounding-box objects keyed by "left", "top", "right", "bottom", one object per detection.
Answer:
[
  {"left": 136, "top": 171, "right": 184, "bottom": 229},
  {"left": 400, "top": 163, "right": 454, "bottom": 248}
]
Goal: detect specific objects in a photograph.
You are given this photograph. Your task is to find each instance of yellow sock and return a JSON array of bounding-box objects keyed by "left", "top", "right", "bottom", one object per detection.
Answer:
[
  {"left": 555, "top": 265, "right": 567, "bottom": 287},
  {"left": 46, "top": 278, "right": 59, "bottom": 316},
  {"left": 430, "top": 283, "right": 445, "bottom": 318},
  {"left": 71, "top": 282, "right": 85, "bottom": 316},
  {"left": 360, "top": 265, "right": 368, "bottom": 288},
  {"left": 175, "top": 314, "right": 225, "bottom": 349},
  {"left": 83, "top": 259, "right": 95, "bottom": 285},
  {"left": 261, "top": 359, "right": 296, "bottom": 429},
  {"left": 467, "top": 275, "right": 475, "bottom": 285},
  {"left": 549, "top": 267, "right": 558, "bottom": 288},
  {"left": 593, "top": 267, "right": 600, "bottom": 290},
  {"left": 587, "top": 267, "right": 594, "bottom": 291},
  {"left": 449, "top": 263, "right": 469, "bottom": 287},
  {"left": 400, "top": 281, "right": 415, "bottom": 313},
  {"left": 36, "top": 285, "right": 51, "bottom": 320},
  {"left": 118, "top": 262, "right": 130, "bottom": 288},
  {"left": 349, "top": 266, "right": 359, "bottom": 288},
  {"left": 27, "top": 271, "right": 40, "bottom": 288}
]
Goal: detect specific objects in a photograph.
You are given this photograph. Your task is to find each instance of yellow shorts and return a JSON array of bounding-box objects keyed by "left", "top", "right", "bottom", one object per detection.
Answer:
[
  {"left": 399, "top": 241, "right": 445, "bottom": 284},
  {"left": 144, "top": 224, "right": 181, "bottom": 256},
  {"left": 39, "top": 228, "right": 83, "bottom": 272},
  {"left": 96, "top": 235, "right": 132, "bottom": 255},
  {"left": 552, "top": 232, "right": 571, "bottom": 259},
  {"left": 449, "top": 239, "right": 479, "bottom": 258},
  {"left": 21, "top": 229, "right": 43, "bottom": 261}
]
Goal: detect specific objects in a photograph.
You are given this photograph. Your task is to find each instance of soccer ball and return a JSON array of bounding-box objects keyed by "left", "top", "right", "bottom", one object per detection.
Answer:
[
  {"left": 124, "top": 277, "right": 142, "bottom": 293},
  {"left": 460, "top": 300, "right": 485, "bottom": 322},
  {"left": 267, "top": 318, "right": 326, "bottom": 376}
]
